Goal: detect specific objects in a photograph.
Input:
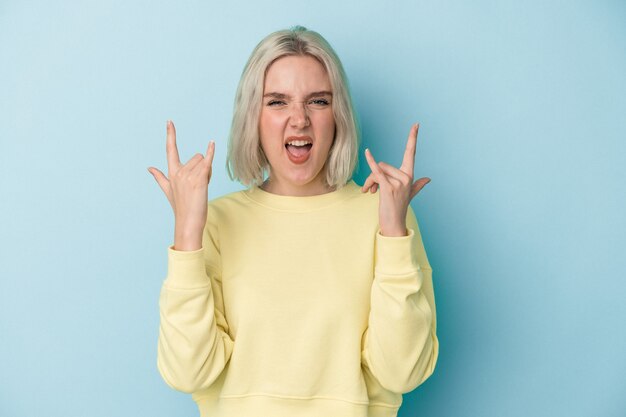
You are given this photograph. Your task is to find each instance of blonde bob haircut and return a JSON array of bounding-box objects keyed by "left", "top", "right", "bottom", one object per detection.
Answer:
[{"left": 226, "top": 25, "right": 360, "bottom": 189}]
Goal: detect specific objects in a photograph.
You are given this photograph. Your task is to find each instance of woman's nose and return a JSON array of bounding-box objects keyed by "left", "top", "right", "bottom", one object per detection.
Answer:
[{"left": 289, "top": 102, "right": 310, "bottom": 128}]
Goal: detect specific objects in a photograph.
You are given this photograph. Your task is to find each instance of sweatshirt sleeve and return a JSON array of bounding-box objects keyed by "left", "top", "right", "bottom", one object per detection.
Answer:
[
  {"left": 361, "top": 205, "right": 439, "bottom": 394},
  {"left": 156, "top": 207, "right": 235, "bottom": 393}
]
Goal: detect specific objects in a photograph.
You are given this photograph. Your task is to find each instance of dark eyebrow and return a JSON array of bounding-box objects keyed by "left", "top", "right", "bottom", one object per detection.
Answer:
[{"left": 263, "top": 91, "right": 333, "bottom": 99}]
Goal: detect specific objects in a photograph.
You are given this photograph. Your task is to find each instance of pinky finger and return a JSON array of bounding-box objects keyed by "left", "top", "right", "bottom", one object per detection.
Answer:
[
  {"left": 364, "top": 148, "right": 388, "bottom": 186},
  {"left": 193, "top": 141, "right": 215, "bottom": 178},
  {"left": 205, "top": 140, "right": 215, "bottom": 167}
]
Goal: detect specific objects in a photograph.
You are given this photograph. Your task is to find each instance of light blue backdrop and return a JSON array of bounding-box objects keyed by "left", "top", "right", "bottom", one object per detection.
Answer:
[{"left": 1, "top": 1, "right": 624, "bottom": 416}]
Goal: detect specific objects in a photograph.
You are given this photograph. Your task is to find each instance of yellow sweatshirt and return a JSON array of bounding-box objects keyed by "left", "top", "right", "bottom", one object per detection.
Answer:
[{"left": 157, "top": 180, "right": 438, "bottom": 417}]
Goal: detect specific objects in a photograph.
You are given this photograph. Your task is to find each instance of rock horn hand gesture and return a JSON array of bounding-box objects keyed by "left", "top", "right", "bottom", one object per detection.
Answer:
[
  {"left": 361, "top": 123, "right": 430, "bottom": 237},
  {"left": 147, "top": 120, "right": 215, "bottom": 251}
]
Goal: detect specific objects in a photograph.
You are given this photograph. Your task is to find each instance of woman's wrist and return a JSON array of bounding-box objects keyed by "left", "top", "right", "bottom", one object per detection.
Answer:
[
  {"left": 379, "top": 225, "right": 408, "bottom": 237},
  {"left": 174, "top": 229, "right": 202, "bottom": 251}
]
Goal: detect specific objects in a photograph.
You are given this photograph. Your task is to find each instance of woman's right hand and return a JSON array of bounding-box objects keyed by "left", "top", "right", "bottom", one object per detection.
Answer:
[{"left": 147, "top": 120, "right": 215, "bottom": 251}]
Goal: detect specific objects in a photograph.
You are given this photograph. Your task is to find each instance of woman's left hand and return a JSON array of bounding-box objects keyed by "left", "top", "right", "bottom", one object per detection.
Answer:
[{"left": 361, "top": 123, "right": 431, "bottom": 237}]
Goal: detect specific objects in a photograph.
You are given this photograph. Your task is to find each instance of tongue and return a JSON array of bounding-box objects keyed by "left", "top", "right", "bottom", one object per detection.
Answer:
[{"left": 286, "top": 144, "right": 312, "bottom": 157}]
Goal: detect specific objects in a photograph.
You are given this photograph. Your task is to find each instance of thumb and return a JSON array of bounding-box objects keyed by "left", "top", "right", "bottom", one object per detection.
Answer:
[
  {"left": 147, "top": 167, "right": 172, "bottom": 200},
  {"left": 410, "top": 177, "right": 431, "bottom": 199}
]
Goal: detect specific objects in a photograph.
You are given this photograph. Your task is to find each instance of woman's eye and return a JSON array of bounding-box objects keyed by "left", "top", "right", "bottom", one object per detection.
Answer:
[
  {"left": 308, "top": 99, "right": 330, "bottom": 107},
  {"left": 267, "top": 100, "right": 286, "bottom": 106}
]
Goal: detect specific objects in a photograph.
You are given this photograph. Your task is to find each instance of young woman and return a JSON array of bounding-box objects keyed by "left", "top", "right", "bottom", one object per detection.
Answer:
[{"left": 148, "top": 26, "right": 438, "bottom": 417}]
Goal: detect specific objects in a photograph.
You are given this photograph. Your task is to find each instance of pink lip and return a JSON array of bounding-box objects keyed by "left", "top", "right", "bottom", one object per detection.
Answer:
[
  {"left": 284, "top": 135, "right": 313, "bottom": 145},
  {"left": 284, "top": 135, "right": 313, "bottom": 164}
]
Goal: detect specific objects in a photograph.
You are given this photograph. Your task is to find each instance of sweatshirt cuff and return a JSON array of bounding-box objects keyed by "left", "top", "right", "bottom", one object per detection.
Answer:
[
  {"left": 374, "top": 228, "right": 420, "bottom": 276},
  {"left": 165, "top": 245, "right": 210, "bottom": 288}
]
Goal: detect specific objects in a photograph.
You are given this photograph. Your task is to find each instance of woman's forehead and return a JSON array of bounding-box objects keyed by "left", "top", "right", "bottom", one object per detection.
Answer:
[{"left": 263, "top": 55, "right": 331, "bottom": 93}]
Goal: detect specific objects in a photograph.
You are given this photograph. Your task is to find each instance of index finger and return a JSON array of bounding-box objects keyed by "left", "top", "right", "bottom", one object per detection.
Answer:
[
  {"left": 166, "top": 120, "right": 181, "bottom": 173},
  {"left": 400, "top": 123, "right": 419, "bottom": 175}
]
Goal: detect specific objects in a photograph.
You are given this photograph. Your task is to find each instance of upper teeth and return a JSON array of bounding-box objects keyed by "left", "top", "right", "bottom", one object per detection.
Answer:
[{"left": 287, "top": 140, "right": 311, "bottom": 146}]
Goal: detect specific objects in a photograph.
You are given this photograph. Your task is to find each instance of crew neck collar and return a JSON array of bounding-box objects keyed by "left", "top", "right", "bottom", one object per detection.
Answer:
[{"left": 243, "top": 180, "right": 359, "bottom": 212}]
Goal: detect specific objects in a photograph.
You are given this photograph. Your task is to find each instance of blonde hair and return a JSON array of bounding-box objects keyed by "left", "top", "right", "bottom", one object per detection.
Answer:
[{"left": 226, "top": 25, "right": 360, "bottom": 188}]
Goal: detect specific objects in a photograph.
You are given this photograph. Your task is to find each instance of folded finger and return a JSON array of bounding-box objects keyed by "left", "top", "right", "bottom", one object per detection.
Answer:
[
  {"left": 378, "top": 161, "right": 411, "bottom": 186},
  {"left": 182, "top": 153, "right": 205, "bottom": 174},
  {"left": 361, "top": 173, "right": 376, "bottom": 192}
]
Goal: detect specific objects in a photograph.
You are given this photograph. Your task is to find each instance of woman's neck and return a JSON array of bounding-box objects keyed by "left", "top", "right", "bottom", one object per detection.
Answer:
[{"left": 259, "top": 177, "right": 336, "bottom": 196}]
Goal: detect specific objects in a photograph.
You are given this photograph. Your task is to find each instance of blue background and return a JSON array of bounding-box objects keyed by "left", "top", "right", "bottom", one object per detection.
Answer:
[{"left": 1, "top": 1, "right": 625, "bottom": 416}]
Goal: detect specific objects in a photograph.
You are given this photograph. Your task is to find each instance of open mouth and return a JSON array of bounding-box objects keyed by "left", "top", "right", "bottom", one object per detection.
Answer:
[{"left": 285, "top": 139, "right": 313, "bottom": 163}]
